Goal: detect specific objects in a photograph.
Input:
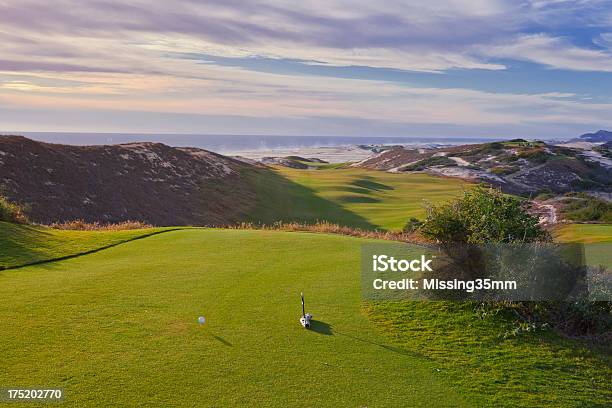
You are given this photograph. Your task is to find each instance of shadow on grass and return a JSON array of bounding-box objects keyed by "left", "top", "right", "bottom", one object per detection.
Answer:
[
  {"left": 351, "top": 178, "right": 394, "bottom": 192},
  {"left": 341, "top": 186, "right": 374, "bottom": 195},
  {"left": 309, "top": 320, "right": 333, "bottom": 335},
  {"left": 210, "top": 333, "right": 233, "bottom": 347},
  {"left": 334, "top": 329, "right": 429, "bottom": 359},
  {"left": 243, "top": 168, "right": 378, "bottom": 230},
  {"left": 0, "top": 222, "right": 54, "bottom": 269},
  {"left": 308, "top": 318, "right": 426, "bottom": 359},
  {"left": 0, "top": 223, "right": 181, "bottom": 271},
  {"left": 339, "top": 196, "right": 382, "bottom": 204}
]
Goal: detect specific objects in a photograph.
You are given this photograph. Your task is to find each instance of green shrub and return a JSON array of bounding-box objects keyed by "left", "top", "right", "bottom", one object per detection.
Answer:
[
  {"left": 561, "top": 195, "right": 612, "bottom": 222},
  {"left": 417, "top": 187, "right": 609, "bottom": 338},
  {"left": 0, "top": 196, "right": 28, "bottom": 224},
  {"left": 402, "top": 217, "right": 422, "bottom": 233},
  {"left": 419, "top": 185, "right": 548, "bottom": 244}
]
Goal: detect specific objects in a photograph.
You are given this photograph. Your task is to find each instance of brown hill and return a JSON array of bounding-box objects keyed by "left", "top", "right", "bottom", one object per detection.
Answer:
[{"left": 0, "top": 136, "right": 257, "bottom": 225}]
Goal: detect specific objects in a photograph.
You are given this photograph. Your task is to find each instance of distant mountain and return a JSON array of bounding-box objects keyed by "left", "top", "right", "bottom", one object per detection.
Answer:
[
  {"left": 574, "top": 130, "right": 612, "bottom": 142},
  {"left": 0, "top": 136, "right": 259, "bottom": 225}
]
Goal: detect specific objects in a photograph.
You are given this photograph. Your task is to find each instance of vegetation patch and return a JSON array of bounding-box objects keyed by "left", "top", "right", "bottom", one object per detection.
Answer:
[
  {"left": 594, "top": 143, "right": 612, "bottom": 158},
  {"left": 489, "top": 165, "right": 519, "bottom": 175},
  {"left": 0, "top": 195, "right": 28, "bottom": 224},
  {"left": 365, "top": 301, "right": 611, "bottom": 408},
  {"left": 453, "top": 142, "right": 504, "bottom": 157},
  {"left": 558, "top": 193, "right": 612, "bottom": 223},
  {"left": 49, "top": 220, "right": 153, "bottom": 230},
  {"left": 224, "top": 220, "right": 424, "bottom": 243},
  {"left": 516, "top": 147, "right": 550, "bottom": 164},
  {"left": 415, "top": 187, "right": 610, "bottom": 340},
  {"left": 402, "top": 155, "right": 457, "bottom": 171},
  {"left": 419, "top": 186, "right": 548, "bottom": 244}
]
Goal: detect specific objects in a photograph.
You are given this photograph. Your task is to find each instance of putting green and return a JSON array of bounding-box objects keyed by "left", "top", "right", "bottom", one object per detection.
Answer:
[{"left": 0, "top": 229, "right": 470, "bottom": 407}]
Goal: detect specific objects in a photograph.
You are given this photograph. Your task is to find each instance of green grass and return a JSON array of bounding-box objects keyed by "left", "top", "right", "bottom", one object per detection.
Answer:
[
  {"left": 1, "top": 228, "right": 609, "bottom": 407},
  {"left": 0, "top": 221, "right": 173, "bottom": 269},
  {"left": 366, "top": 301, "right": 611, "bottom": 407},
  {"left": 555, "top": 223, "right": 612, "bottom": 243},
  {"left": 295, "top": 160, "right": 349, "bottom": 169},
  {"left": 554, "top": 223, "right": 612, "bottom": 268},
  {"left": 0, "top": 229, "right": 469, "bottom": 407},
  {"left": 247, "top": 167, "right": 469, "bottom": 231},
  {"left": 313, "top": 162, "right": 350, "bottom": 170}
]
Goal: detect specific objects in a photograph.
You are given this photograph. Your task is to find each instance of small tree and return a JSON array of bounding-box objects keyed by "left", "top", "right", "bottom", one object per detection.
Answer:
[{"left": 419, "top": 186, "right": 548, "bottom": 244}]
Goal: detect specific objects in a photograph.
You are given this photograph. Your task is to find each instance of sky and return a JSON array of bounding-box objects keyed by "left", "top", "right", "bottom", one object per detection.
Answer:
[{"left": 1, "top": 0, "right": 612, "bottom": 139}]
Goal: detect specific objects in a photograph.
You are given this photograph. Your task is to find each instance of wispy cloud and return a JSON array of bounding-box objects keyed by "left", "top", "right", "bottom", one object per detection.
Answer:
[
  {"left": 482, "top": 34, "right": 612, "bottom": 72},
  {"left": 0, "top": 0, "right": 611, "bottom": 136}
]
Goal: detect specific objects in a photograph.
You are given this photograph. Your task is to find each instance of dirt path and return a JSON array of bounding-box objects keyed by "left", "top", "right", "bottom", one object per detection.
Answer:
[{"left": 529, "top": 201, "right": 558, "bottom": 226}]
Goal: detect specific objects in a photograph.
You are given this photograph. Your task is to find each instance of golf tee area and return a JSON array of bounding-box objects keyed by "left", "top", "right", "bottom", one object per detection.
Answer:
[{"left": 1, "top": 227, "right": 610, "bottom": 407}]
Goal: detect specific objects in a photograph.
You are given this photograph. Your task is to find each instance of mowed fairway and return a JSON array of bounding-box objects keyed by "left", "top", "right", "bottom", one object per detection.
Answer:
[
  {"left": 0, "top": 229, "right": 470, "bottom": 407},
  {"left": 554, "top": 223, "right": 612, "bottom": 243},
  {"left": 249, "top": 167, "right": 469, "bottom": 231},
  {"left": 554, "top": 223, "right": 611, "bottom": 267}
]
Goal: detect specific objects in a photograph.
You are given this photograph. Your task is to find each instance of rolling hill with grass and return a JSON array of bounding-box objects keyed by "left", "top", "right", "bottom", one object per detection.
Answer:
[
  {"left": 245, "top": 167, "right": 469, "bottom": 231},
  {"left": 1, "top": 227, "right": 610, "bottom": 407},
  {"left": 0, "top": 135, "right": 469, "bottom": 231}
]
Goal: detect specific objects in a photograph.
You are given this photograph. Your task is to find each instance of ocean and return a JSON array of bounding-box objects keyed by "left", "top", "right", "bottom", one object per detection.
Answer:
[{"left": 10, "top": 132, "right": 498, "bottom": 154}]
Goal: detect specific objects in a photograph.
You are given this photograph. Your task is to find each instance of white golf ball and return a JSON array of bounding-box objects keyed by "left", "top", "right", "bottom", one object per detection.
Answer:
[{"left": 198, "top": 316, "right": 206, "bottom": 325}]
